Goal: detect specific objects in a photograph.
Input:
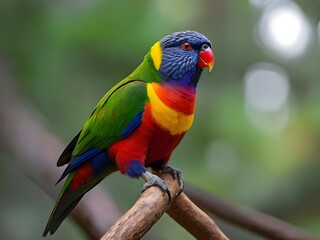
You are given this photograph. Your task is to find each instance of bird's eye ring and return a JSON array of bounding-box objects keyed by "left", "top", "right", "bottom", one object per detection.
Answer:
[{"left": 182, "top": 42, "right": 192, "bottom": 51}]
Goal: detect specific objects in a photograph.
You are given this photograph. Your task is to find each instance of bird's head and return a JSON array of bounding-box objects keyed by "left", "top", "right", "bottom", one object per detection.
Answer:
[{"left": 150, "top": 30, "right": 214, "bottom": 87}]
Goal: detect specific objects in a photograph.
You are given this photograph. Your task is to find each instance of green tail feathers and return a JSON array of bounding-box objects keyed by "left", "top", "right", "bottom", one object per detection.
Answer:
[{"left": 43, "top": 173, "right": 102, "bottom": 236}]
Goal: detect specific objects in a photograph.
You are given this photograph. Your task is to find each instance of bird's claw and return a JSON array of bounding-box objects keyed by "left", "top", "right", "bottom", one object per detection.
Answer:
[
  {"left": 141, "top": 171, "right": 172, "bottom": 203},
  {"left": 159, "top": 165, "right": 184, "bottom": 196}
]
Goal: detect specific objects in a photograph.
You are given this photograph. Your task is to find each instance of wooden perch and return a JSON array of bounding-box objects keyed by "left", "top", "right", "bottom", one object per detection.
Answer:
[
  {"left": 167, "top": 192, "right": 227, "bottom": 240},
  {"left": 101, "top": 173, "right": 228, "bottom": 240}
]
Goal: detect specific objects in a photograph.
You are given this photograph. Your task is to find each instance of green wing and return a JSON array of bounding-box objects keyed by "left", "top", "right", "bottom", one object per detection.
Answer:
[
  {"left": 73, "top": 79, "right": 147, "bottom": 157},
  {"left": 74, "top": 79, "right": 147, "bottom": 155}
]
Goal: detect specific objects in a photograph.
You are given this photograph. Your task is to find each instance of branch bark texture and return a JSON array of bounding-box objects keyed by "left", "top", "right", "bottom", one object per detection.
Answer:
[
  {"left": 167, "top": 192, "right": 227, "bottom": 240},
  {"left": 101, "top": 173, "right": 228, "bottom": 240}
]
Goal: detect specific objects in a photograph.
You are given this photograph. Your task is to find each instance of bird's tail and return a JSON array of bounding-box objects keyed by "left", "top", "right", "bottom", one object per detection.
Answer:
[{"left": 43, "top": 151, "right": 117, "bottom": 236}]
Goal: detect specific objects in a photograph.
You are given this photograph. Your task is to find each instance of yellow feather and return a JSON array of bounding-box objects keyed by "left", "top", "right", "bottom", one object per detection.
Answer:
[
  {"left": 147, "top": 83, "right": 194, "bottom": 135},
  {"left": 150, "top": 41, "right": 162, "bottom": 70}
]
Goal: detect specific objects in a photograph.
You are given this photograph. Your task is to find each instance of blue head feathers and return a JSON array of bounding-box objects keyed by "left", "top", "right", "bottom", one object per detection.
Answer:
[{"left": 158, "top": 30, "right": 212, "bottom": 86}]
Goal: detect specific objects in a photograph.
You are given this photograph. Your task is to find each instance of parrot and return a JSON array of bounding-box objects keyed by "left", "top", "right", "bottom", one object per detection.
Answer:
[{"left": 43, "top": 30, "right": 214, "bottom": 236}]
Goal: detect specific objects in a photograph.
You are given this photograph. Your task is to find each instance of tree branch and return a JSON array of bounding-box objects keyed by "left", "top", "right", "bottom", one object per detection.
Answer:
[
  {"left": 101, "top": 173, "right": 229, "bottom": 240},
  {"left": 167, "top": 192, "right": 227, "bottom": 239},
  {"left": 185, "top": 185, "right": 319, "bottom": 240}
]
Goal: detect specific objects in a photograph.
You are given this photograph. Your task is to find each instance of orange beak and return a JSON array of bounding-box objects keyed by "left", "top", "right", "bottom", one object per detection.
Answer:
[{"left": 198, "top": 47, "right": 214, "bottom": 72}]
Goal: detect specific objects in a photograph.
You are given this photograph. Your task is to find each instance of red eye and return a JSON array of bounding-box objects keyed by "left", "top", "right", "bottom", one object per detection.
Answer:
[{"left": 182, "top": 42, "right": 192, "bottom": 51}]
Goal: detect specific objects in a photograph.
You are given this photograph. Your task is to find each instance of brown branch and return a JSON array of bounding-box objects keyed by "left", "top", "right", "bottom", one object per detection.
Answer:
[
  {"left": 185, "top": 185, "right": 319, "bottom": 240},
  {"left": 0, "top": 60, "right": 122, "bottom": 239},
  {"left": 101, "top": 173, "right": 228, "bottom": 240},
  {"left": 167, "top": 192, "right": 227, "bottom": 239}
]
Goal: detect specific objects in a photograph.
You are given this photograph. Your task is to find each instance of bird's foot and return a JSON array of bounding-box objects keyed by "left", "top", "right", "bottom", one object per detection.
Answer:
[
  {"left": 158, "top": 165, "right": 184, "bottom": 196},
  {"left": 141, "top": 171, "right": 171, "bottom": 203}
]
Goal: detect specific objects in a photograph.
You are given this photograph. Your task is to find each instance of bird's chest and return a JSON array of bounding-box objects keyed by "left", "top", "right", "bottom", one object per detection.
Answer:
[
  {"left": 142, "top": 105, "right": 186, "bottom": 165},
  {"left": 108, "top": 82, "right": 196, "bottom": 172},
  {"left": 146, "top": 82, "right": 196, "bottom": 136}
]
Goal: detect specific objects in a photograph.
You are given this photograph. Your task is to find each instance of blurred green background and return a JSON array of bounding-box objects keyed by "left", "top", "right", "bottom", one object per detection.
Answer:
[{"left": 1, "top": 0, "right": 320, "bottom": 239}]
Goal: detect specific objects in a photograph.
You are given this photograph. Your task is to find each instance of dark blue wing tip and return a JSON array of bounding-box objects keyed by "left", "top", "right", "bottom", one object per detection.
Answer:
[
  {"left": 120, "top": 110, "right": 144, "bottom": 139},
  {"left": 56, "top": 148, "right": 102, "bottom": 184}
]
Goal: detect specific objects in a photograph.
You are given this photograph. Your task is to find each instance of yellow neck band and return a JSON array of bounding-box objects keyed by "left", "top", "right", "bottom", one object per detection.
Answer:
[{"left": 150, "top": 41, "right": 162, "bottom": 70}]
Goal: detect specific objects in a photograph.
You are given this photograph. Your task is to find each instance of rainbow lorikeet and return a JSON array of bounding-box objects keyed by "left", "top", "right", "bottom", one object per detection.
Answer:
[{"left": 43, "top": 30, "right": 214, "bottom": 236}]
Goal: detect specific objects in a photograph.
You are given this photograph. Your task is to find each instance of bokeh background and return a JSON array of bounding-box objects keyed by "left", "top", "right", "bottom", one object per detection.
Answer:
[{"left": 1, "top": 0, "right": 320, "bottom": 239}]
